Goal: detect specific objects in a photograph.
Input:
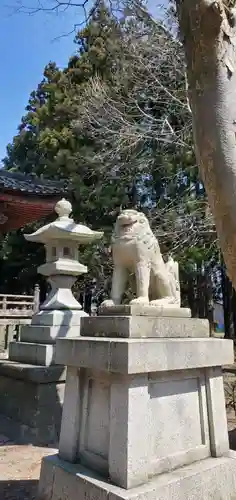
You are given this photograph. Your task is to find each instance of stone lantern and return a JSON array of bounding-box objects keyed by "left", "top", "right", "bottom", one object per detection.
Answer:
[
  {"left": 8, "top": 199, "right": 103, "bottom": 365},
  {"left": 4, "top": 199, "right": 103, "bottom": 445},
  {"left": 24, "top": 198, "right": 103, "bottom": 319},
  {"left": 2, "top": 199, "right": 104, "bottom": 445}
]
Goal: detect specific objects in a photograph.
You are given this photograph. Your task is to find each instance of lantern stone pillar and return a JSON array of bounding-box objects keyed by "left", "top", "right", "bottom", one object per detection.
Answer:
[{"left": 0, "top": 199, "right": 103, "bottom": 445}]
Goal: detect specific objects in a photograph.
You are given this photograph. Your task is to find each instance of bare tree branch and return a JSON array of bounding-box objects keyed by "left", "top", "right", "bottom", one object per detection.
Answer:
[
  {"left": 72, "top": 17, "right": 215, "bottom": 255},
  {"left": 7, "top": 0, "right": 216, "bottom": 256}
]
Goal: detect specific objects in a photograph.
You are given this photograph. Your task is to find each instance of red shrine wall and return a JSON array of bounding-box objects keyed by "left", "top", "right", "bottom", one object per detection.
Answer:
[{"left": 0, "top": 193, "right": 59, "bottom": 231}]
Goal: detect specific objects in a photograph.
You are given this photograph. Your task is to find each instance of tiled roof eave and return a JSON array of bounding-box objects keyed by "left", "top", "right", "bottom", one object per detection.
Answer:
[{"left": 0, "top": 170, "right": 69, "bottom": 197}]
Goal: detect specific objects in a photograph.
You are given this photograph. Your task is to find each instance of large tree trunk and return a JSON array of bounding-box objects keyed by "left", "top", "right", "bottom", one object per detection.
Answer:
[{"left": 176, "top": 0, "right": 236, "bottom": 288}]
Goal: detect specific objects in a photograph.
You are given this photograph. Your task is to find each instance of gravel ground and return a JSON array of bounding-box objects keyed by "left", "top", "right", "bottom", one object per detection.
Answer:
[
  {"left": 0, "top": 436, "right": 56, "bottom": 500},
  {"left": 0, "top": 351, "right": 56, "bottom": 499}
]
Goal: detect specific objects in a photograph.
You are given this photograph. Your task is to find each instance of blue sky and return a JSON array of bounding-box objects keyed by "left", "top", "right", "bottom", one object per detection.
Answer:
[
  {"left": 0, "top": 1, "right": 166, "bottom": 164},
  {"left": 0, "top": 4, "right": 81, "bottom": 161}
]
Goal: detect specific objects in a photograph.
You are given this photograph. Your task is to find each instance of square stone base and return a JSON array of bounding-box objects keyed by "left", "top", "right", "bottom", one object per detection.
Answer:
[
  {"left": 31, "top": 309, "right": 85, "bottom": 326},
  {"left": 20, "top": 324, "right": 81, "bottom": 344},
  {"left": 9, "top": 341, "right": 56, "bottom": 365},
  {"left": 0, "top": 360, "right": 66, "bottom": 445},
  {"left": 98, "top": 304, "right": 191, "bottom": 318},
  {"left": 80, "top": 315, "right": 209, "bottom": 338},
  {"left": 38, "top": 453, "right": 236, "bottom": 500}
]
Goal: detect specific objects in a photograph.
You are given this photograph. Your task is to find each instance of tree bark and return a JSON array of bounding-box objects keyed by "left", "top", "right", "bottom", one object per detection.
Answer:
[
  {"left": 222, "top": 264, "right": 234, "bottom": 338},
  {"left": 176, "top": 0, "right": 236, "bottom": 288}
]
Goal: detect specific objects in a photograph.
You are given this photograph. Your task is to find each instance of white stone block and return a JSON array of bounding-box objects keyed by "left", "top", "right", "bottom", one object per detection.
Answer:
[
  {"left": 31, "top": 309, "right": 86, "bottom": 327},
  {"left": 206, "top": 366, "right": 230, "bottom": 456},
  {"left": 55, "top": 365, "right": 228, "bottom": 488},
  {"left": 109, "top": 374, "right": 149, "bottom": 488},
  {"left": 9, "top": 341, "right": 56, "bottom": 366},
  {"left": 55, "top": 337, "right": 233, "bottom": 374},
  {"left": 78, "top": 371, "right": 110, "bottom": 475},
  {"left": 59, "top": 367, "right": 80, "bottom": 462},
  {"left": 98, "top": 304, "right": 191, "bottom": 318},
  {"left": 81, "top": 316, "right": 209, "bottom": 338},
  {"left": 38, "top": 453, "right": 236, "bottom": 500},
  {"left": 148, "top": 369, "right": 210, "bottom": 476},
  {"left": 20, "top": 324, "right": 81, "bottom": 344}
]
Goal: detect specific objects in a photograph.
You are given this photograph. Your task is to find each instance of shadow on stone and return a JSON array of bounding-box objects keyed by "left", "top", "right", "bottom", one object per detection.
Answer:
[
  {"left": 0, "top": 362, "right": 65, "bottom": 446},
  {"left": 0, "top": 479, "right": 38, "bottom": 500},
  {"left": 229, "top": 428, "right": 236, "bottom": 450}
]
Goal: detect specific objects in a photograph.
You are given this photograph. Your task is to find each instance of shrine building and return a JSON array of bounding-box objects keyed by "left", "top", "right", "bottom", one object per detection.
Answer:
[{"left": 0, "top": 170, "right": 67, "bottom": 232}]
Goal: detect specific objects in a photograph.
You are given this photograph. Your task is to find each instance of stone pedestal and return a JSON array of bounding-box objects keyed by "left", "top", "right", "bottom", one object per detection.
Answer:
[
  {"left": 0, "top": 361, "right": 66, "bottom": 445},
  {"left": 38, "top": 307, "right": 236, "bottom": 499},
  {"left": 9, "top": 310, "right": 84, "bottom": 366},
  {"left": 0, "top": 307, "right": 69, "bottom": 444}
]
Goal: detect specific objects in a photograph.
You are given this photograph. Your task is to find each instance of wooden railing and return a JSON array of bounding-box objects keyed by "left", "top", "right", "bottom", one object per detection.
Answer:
[{"left": 0, "top": 284, "right": 40, "bottom": 318}]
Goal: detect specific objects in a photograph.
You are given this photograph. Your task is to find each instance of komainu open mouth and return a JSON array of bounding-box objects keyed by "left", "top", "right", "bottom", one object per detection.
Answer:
[{"left": 119, "top": 221, "right": 135, "bottom": 232}]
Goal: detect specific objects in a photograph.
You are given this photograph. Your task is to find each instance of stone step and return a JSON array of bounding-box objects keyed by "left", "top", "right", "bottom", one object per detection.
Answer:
[
  {"left": 38, "top": 453, "right": 236, "bottom": 500},
  {"left": 81, "top": 315, "right": 209, "bottom": 339},
  {"left": 20, "top": 324, "right": 80, "bottom": 344},
  {"left": 56, "top": 337, "right": 233, "bottom": 374},
  {"left": 98, "top": 304, "right": 191, "bottom": 317},
  {"left": 31, "top": 309, "right": 86, "bottom": 327},
  {"left": 0, "top": 359, "right": 66, "bottom": 383},
  {"left": 9, "top": 341, "right": 56, "bottom": 366}
]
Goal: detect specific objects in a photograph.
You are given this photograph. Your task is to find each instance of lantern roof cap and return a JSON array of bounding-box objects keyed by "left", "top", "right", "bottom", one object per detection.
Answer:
[{"left": 24, "top": 198, "right": 104, "bottom": 244}]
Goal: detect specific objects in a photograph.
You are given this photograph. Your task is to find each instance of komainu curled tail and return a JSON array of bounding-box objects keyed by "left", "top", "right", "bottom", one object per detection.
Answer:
[{"left": 165, "top": 256, "right": 181, "bottom": 306}]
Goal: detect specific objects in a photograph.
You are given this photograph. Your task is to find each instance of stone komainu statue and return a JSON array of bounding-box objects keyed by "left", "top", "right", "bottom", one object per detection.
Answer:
[{"left": 101, "top": 209, "right": 181, "bottom": 307}]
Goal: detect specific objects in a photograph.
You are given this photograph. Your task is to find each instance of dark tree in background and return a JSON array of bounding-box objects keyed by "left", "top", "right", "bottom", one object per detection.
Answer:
[{"left": 1, "top": 0, "right": 222, "bottom": 321}]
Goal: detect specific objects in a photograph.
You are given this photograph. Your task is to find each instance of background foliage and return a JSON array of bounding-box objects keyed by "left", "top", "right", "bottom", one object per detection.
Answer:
[{"left": 0, "top": 1, "right": 219, "bottom": 304}]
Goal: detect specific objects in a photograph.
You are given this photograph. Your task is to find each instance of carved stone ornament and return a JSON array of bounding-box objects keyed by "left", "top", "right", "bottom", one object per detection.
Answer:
[{"left": 100, "top": 209, "right": 181, "bottom": 308}]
